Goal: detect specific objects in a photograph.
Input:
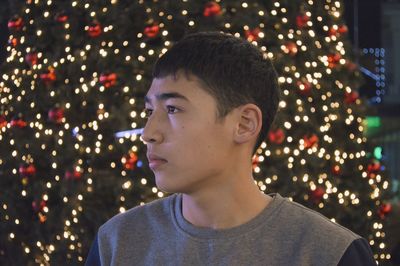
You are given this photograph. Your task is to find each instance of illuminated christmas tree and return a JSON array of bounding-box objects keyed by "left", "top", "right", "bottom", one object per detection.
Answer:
[{"left": 0, "top": 0, "right": 392, "bottom": 265}]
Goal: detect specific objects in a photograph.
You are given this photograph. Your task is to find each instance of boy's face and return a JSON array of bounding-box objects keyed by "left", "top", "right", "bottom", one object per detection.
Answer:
[{"left": 143, "top": 73, "right": 236, "bottom": 194}]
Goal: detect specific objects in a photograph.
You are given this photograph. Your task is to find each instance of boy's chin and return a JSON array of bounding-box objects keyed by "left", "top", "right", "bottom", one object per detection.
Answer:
[
  {"left": 155, "top": 175, "right": 191, "bottom": 195},
  {"left": 155, "top": 175, "right": 179, "bottom": 194}
]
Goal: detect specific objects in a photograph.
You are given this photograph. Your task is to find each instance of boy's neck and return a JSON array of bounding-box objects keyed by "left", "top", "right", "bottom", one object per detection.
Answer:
[{"left": 181, "top": 178, "right": 272, "bottom": 230}]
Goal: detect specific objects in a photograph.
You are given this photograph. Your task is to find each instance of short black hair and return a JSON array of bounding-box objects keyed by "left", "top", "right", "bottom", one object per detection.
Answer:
[{"left": 152, "top": 31, "right": 281, "bottom": 152}]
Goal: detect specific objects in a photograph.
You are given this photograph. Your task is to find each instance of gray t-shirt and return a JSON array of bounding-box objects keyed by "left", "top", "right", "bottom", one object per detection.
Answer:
[{"left": 88, "top": 193, "right": 374, "bottom": 266}]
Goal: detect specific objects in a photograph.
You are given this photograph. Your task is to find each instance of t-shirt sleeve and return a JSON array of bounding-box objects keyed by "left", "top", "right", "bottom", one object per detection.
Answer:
[
  {"left": 337, "top": 238, "right": 377, "bottom": 266},
  {"left": 85, "top": 234, "right": 101, "bottom": 266}
]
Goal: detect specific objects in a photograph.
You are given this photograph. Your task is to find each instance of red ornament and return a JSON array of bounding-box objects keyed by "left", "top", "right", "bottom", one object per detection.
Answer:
[
  {"left": 329, "top": 25, "right": 347, "bottom": 37},
  {"left": 331, "top": 165, "right": 341, "bottom": 175},
  {"left": 303, "top": 134, "right": 319, "bottom": 149},
  {"left": 283, "top": 42, "right": 298, "bottom": 56},
  {"left": 144, "top": 23, "right": 160, "bottom": 38},
  {"left": 65, "top": 169, "right": 82, "bottom": 180},
  {"left": 32, "top": 200, "right": 46, "bottom": 213},
  {"left": 55, "top": 11, "right": 68, "bottom": 23},
  {"left": 268, "top": 128, "right": 285, "bottom": 144},
  {"left": 99, "top": 72, "right": 117, "bottom": 88},
  {"left": 328, "top": 53, "right": 341, "bottom": 68},
  {"left": 296, "top": 81, "right": 312, "bottom": 96},
  {"left": 10, "top": 117, "right": 27, "bottom": 128},
  {"left": 8, "top": 17, "right": 23, "bottom": 31},
  {"left": 328, "top": 27, "right": 337, "bottom": 37},
  {"left": 203, "top": 2, "right": 222, "bottom": 17},
  {"left": 19, "top": 163, "right": 36, "bottom": 177},
  {"left": 344, "top": 91, "right": 359, "bottom": 104},
  {"left": 245, "top": 28, "right": 261, "bottom": 42},
  {"left": 40, "top": 68, "right": 56, "bottom": 85},
  {"left": 310, "top": 187, "right": 325, "bottom": 203},
  {"left": 378, "top": 203, "right": 392, "bottom": 219},
  {"left": 9, "top": 38, "right": 18, "bottom": 47},
  {"left": 338, "top": 25, "right": 348, "bottom": 34},
  {"left": 0, "top": 115, "right": 7, "bottom": 129},
  {"left": 296, "top": 14, "right": 309, "bottom": 28},
  {"left": 25, "top": 52, "right": 38, "bottom": 66},
  {"left": 367, "top": 161, "right": 381, "bottom": 178},
  {"left": 333, "top": 53, "right": 341, "bottom": 61},
  {"left": 88, "top": 22, "right": 102, "bottom": 37},
  {"left": 48, "top": 107, "right": 64, "bottom": 124},
  {"left": 123, "top": 152, "right": 138, "bottom": 170}
]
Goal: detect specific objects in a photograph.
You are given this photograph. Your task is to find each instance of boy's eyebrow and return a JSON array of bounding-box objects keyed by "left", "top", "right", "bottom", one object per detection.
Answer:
[{"left": 144, "top": 92, "right": 189, "bottom": 104}]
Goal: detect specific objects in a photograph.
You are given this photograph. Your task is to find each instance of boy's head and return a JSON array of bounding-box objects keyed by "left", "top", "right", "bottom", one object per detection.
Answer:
[{"left": 152, "top": 31, "right": 281, "bottom": 152}]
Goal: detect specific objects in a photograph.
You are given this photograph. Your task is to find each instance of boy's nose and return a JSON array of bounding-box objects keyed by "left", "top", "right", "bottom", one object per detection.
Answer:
[{"left": 141, "top": 116, "right": 163, "bottom": 144}]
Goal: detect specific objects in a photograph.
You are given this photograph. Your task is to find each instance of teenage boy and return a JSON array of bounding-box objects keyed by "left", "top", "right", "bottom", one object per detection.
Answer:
[{"left": 85, "top": 32, "right": 376, "bottom": 266}]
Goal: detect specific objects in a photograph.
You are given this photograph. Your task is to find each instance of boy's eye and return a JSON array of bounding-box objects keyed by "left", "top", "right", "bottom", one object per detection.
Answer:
[
  {"left": 143, "top": 106, "right": 179, "bottom": 118},
  {"left": 166, "top": 105, "right": 179, "bottom": 114}
]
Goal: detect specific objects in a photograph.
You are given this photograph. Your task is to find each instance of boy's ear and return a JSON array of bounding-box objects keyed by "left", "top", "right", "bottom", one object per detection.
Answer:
[{"left": 234, "top": 104, "right": 262, "bottom": 144}]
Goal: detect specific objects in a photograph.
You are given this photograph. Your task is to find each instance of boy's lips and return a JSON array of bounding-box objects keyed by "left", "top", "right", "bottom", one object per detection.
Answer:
[
  {"left": 147, "top": 153, "right": 168, "bottom": 169},
  {"left": 147, "top": 153, "right": 167, "bottom": 161}
]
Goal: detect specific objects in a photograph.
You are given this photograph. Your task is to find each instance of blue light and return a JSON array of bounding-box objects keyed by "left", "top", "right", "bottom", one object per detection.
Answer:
[
  {"left": 115, "top": 128, "right": 144, "bottom": 138},
  {"left": 137, "top": 160, "right": 143, "bottom": 167},
  {"left": 72, "top": 127, "right": 79, "bottom": 137},
  {"left": 369, "top": 96, "right": 382, "bottom": 104},
  {"left": 358, "top": 48, "right": 386, "bottom": 103},
  {"left": 359, "top": 66, "right": 380, "bottom": 81}
]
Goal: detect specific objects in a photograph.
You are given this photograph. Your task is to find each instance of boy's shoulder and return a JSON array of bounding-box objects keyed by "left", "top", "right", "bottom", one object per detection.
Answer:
[
  {"left": 99, "top": 193, "right": 175, "bottom": 235},
  {"left": 273, "top": 194, "right": 360, "bottom": 246},
  {"left": 265, "top": 194, "right": 373, "bottom": 265}
]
